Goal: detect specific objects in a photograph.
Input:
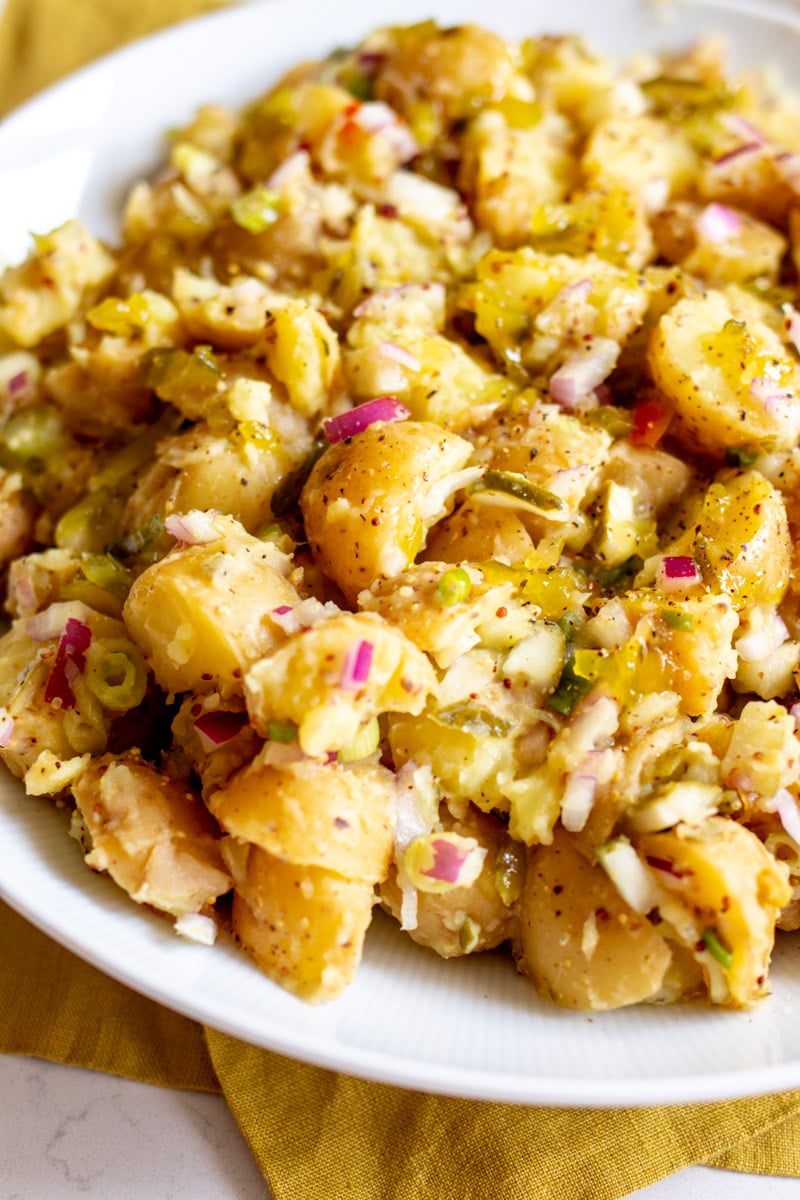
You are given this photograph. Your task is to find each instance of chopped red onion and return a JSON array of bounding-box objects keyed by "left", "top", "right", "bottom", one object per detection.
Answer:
[
  {"left": 323, "top": 397, "right": 410, "bottom": 443},
  {"left": 165, "top": 510, "right": 220, "bottom": 546},
  {"left": 351, "top": 102, "right": 418, "bottom": 162},
  {"left": 790, "top": 701, "right": 800, "bottom": 729},
  {"left": 749, "top": 375, "right": 793, "bottom": 413},
  {"left": 695, "top": 202, "right": 742, "bottom": 242},
  {"left": 7, "top": 371, "right": 28, "bottom": 397},
  {"left": 767, "top": 787, "right": 800, "bottom": 846},
  {"left": 44, "top": 618, "right": 92, "bottom": 709},
  {"left": 0, "top": 710, "right": 13, "bottom": 748},
  {"left": 420, "top": 837, "right": 477, "bottom": 886},
  {"left": 561, "top": 774, "right": 598, "bottom": 833},
  {"left": 549, "top": 337, "right": 619, "bottom": 408},
  {"left": 266, "top": 149, "right": 311, "bottom": 189},
  {"left": 340, "top": 639, "right": 373, "bottom": 690},
  {"left": 376, "top": 341, "right": 421, "bottom": 372},
  {"left": 561, "top": 747, "right": 616, "bottom": 832},
  {"left": 597, "top": 840, "right": 662, "bottom": 913},
  {"left": 26, "top": 600, "right": 94, "bottom": 642},
  {"left": 356, "top": 50, "right": 387, "bottom": 73},
  {"left": 194, "top": 710, "right": 249, "bottom": 751},
  {"left": 719, "top": 112, "right": 767, "bottom": 145},
  {"left": 712, "top": 141, "right": 762, "bottom": 169},
  {"left": 655, "top": 556, "right": 702, "bottom": 591}
]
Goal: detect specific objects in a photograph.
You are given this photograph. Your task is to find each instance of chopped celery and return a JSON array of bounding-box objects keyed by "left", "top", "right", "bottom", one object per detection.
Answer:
[
  {"left": 144, "top": 345, "right": 223, "bottom": 405},
  {"left": 80, "top": 553, "right": 133, "bottom": 598},
  {"left": 270, "top": 435, "right": 327, "bottom": 519},
  {"left": 547, "top": 652, "right": 592, "bottom": 716},
  {"left": 55, "top": 488, "right": 125, "bottom": 555},
  {"left": 660, "top": 608, "right": 694, "bottom": 632}
]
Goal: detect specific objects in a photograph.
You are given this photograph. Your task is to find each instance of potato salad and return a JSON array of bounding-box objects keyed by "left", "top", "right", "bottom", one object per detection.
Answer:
[{"left": 2, "top": 20, "right": 800, "bottom": 1009}]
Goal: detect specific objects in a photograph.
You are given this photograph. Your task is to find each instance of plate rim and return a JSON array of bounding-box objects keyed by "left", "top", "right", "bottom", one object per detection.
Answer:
[{"left": 1, "top": 0, "right": 800, "bottom": 1108}]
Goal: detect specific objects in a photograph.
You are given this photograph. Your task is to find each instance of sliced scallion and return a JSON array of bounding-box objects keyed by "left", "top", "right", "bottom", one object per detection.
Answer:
[{"left": 702, "top": 927, "right": 733, "bottom": 970}]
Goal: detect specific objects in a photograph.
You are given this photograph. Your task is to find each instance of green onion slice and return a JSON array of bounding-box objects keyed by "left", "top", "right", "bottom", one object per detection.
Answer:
[
  {"left": 702, "top": 927, "right": 733, "bottom": 970},
  {"left": 436, "top": 567, "right": 472, "bottom": 607},
  {"left": 85, "top": 638, "right": 148, "bottom": 711}
]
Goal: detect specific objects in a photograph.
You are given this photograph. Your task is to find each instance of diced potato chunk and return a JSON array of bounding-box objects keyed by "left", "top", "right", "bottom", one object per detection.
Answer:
[
  {"left": 666, "top": 469, "right": 791, "bottom": 610},
  {"left": 300, "top": 420, "right": 476, "bottom": 604},
  {"left": 0, "top": 220, "right": 116, "bottom": 347},
  {"left": 231, "top": 844, "right": 375, "bottom": 1002},
  {"left": 358, "top": 562, "right": 513, "bottom": 667},
  {"left": 244, "top": 610, "right": 437, "bottom": 756},
  {"left": 72, "top": 753, "right": 231, "bottom": 917},
  {"left": 515, "top": 827, "right": 672, "bottom": 1010},
  {"left": 582, "top": 115, "right": 697, "bottom": 200},
  {"left": 123, "top": 514, "right": 299, "bottom": 696},
  {"left": 649, "top": 291, "right": 800, "bottom": 457},
  {"left": 210, "top": 754, "right": 394, "bottom": 882},
  {"left": 380, "top": 805, "right": 523, "bottom": 957},
  {"left": 637, "top": 818, "right": 790, "bottom": 1006}
]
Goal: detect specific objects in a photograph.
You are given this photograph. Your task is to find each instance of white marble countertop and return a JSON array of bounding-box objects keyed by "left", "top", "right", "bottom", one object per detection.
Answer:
[{"left": 1, "top": 1053, "right": 798, "bottom": 1199}]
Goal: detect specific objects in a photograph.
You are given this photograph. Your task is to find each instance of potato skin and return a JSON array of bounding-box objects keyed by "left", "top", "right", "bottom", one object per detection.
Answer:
[{"left": 515, "top": 827, "right": 671, "bottom": 1010}]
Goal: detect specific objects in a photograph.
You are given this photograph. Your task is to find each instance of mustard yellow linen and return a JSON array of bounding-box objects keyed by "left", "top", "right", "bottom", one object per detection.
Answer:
[
  {"left": 3, "top": 896, "right": 800, "bottom": 1198},
  {"left": 1, "top": 3, "right": 800, "bottom": 1197}
]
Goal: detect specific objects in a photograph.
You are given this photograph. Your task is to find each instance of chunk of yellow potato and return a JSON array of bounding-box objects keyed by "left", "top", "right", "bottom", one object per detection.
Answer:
[
  {"left": 300, "top": 419, "right": 475, "bottom": 604},
  {"left": 0, "top": 220, "right": 116, "bottom": 347},
  {"left": 231, "top": 844, "right": 375, "bottom": 1002},
  {"left": 244, "top": 610, "right": 437, "bottom": 757},
  {"left": 123, "top": 514, "right": 298, "bottom": 696},
  {"left": 515, "top": 827, "right": 672, "bottom": 1010},
  {"left": 72, "top": 752, "right": 231, "bottom": 917},
  {"left": 637, "top": 818, "right": 790, "bottom": 1006},
  {"left": 210, "top": 754, "right": 394, "bottom": 883},
  {"left": 649, "top": 291, "right": 800, "bottom": 457},
  {"left": 380, "top": 804, "right": 523, "bottom": 957}
]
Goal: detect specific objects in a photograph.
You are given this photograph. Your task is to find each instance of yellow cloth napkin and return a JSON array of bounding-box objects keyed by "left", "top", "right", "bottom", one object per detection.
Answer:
[
  {"left": 2, "top": 902, "right": 800, "bottom": 1200},
  {"left": 2, "top": 2, "right": 800, "bottom": 1197}
]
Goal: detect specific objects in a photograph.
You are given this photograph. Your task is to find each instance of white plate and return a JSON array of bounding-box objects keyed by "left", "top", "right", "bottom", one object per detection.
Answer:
[{"left": 2, "top": 0, "right": 800, "bottom": 1108}]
